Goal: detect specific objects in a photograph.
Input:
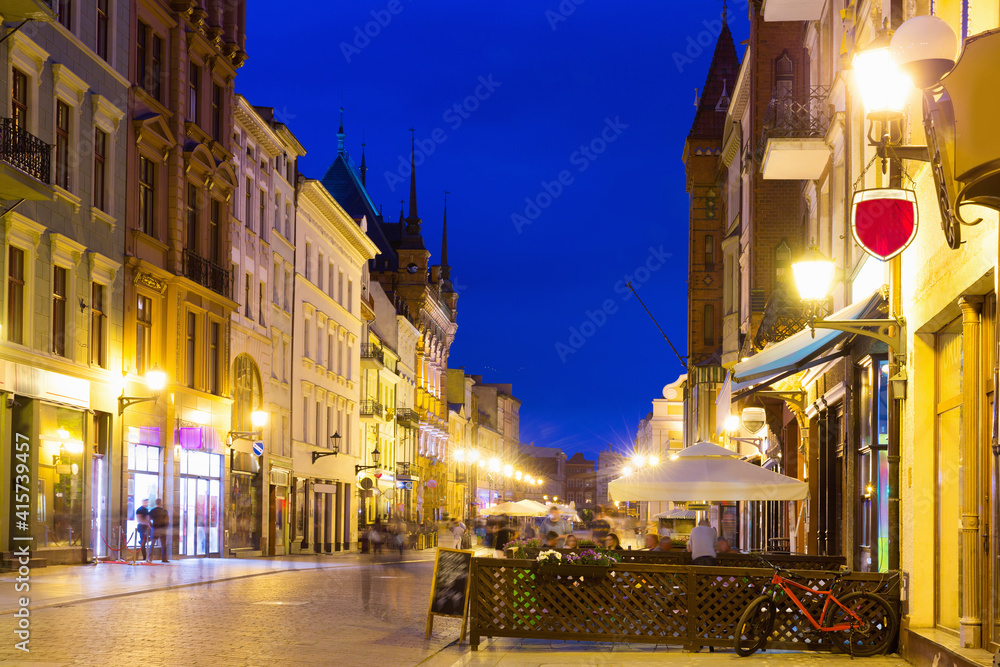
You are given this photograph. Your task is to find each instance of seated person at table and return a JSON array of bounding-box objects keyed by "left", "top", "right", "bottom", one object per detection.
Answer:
[
  {"left": 604, "top": 533, "right": 623, "bottom": 550},
  {"left": 653, "top": 536, "right": 673, "bottom": 551},
  {"left": 564, "top": 534, "right": 579, "bottom": 548},
  {"left": 543, "top": 531, "right": 560, "bottom": 549},
  {"left": 644, "top": 533, "right": 660, "bottom": 550},
  {"left": 717, "top": 536, "right": 733, "bottom": 554}
]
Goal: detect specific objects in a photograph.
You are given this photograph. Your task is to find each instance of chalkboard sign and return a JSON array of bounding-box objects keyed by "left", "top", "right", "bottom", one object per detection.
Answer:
[{"left": 426, "top": 548, "right": 474, "bottom": 642}]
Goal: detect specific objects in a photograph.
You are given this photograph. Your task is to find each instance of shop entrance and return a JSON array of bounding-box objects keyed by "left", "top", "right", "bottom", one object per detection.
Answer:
[{"left": 179, "top": 450, "right": 221, "bottom": 556}]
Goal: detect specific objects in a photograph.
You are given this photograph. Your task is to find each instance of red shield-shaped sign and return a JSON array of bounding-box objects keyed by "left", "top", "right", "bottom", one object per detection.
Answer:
[{"left": 851, "top": 188, "right": 918, "bottom": 261}]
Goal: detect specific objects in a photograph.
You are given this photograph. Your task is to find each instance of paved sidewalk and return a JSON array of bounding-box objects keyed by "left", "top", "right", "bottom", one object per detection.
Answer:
[
  {"left": 421, "top": 638, "right": 911, "bottom": 667},
  {"left": 0, "top": 548, "right": 438, "bottom": 614}
]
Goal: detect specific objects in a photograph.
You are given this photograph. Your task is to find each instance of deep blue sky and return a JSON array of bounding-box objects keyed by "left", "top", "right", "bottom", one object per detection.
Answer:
[{"left": 239, "top": 0, "right": 749, "bottom": 459}]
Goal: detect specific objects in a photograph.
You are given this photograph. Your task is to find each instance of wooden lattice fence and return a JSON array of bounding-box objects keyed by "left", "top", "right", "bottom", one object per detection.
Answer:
[
  {"left": 514, "top": 548, "right": 846, "bottom": 570},
  {"left": 469, "top": 558, "right": 899, "bottom": 651}
]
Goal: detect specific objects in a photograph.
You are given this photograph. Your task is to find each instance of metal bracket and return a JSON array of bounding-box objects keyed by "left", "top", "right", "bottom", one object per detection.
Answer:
[
  {"left": 312, "top": 451, "right": 337, "bottom": 464},
  {"left": 118, "top": 393, "right": 158, "bottom": 415},
  {"left": 755, "top": 390, "right": 807, "bottom": 414},
  {"left": 809, "top": 317, "right": 906, "bottom": 357}
]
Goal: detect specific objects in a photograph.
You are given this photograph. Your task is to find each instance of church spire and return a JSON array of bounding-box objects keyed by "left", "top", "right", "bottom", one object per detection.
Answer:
[
  {"left": 360, "top": 130, "right": 367, "bottom": 187},
  {"left": 337, "top": 96, "right": 345, "bottom": 155},
  {"left": 407, "top": 128, "right": 418, "bottom": 222},
  {"left": 441, "top": 190, "right": 451, "bottom": 282}
]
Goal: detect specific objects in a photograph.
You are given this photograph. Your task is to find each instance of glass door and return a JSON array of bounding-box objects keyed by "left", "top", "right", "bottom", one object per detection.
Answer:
[
  {"left": 91, "top": 456, "right": 106, "bottom": 558},
  {"left": 179, "top": 451, "right": 222, "bottom": 556}
]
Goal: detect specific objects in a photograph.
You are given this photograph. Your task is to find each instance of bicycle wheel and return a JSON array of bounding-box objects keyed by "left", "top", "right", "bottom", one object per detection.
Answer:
[
  {"left": 822, "top": 591, "right": 899, "bottom": 656},
  {"left": 735, "top": 595, "right": 777, "bottom": 657}
]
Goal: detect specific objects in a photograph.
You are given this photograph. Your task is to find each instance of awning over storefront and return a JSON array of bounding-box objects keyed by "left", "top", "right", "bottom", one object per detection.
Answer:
[{"left": 730, "top": 290, "right": 884, "bottom": 390}]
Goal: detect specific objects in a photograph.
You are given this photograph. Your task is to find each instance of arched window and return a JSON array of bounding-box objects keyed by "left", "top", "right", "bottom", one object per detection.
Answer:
[{"left": 232, "top": 353, "right": 263, "bottom": 433}]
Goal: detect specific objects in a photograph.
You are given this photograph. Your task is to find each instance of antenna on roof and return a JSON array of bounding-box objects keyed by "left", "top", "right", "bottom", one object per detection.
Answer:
[{"left": 626, "top": 282, "right": 687, "bottom": 369}]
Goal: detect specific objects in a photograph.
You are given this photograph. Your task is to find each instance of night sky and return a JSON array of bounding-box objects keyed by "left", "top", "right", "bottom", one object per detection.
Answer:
[{"left": 238, "top": 0, "right": 750, "bottom": 459}]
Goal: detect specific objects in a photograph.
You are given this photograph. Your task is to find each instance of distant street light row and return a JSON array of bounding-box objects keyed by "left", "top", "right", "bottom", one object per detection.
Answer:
[{"left": 451, "top": 448, "right": 545, "bottom": 486}]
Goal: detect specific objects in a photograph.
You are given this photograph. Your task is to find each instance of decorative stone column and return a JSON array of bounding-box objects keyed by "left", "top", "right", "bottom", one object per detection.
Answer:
[{"left": 958, "top": 296, "right": 983, "bottom": 648}]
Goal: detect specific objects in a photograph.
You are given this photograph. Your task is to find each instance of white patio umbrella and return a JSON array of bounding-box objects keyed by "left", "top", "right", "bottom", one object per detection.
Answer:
[
  {"left": 515, "top": 499, "right": 551, "bottom": 516},
  {"left": 478, "top": 501, "right": 538, "bottom": 516},
  {"left": 608, "top": 441, "right": 808, "bottom": 502}
]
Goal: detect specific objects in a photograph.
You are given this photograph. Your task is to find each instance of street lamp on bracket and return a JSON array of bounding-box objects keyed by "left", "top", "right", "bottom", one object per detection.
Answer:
[
  {"left": 792, "top": 247, "right": 908, "bottom": 395},
  {"left": 228, "top": 409, "right": 268, "bottom": 446},
  {"left": 118, "top": 367, "right": 167, "bottom": 414},
  {"left": 355, "top": 444, "right": 381, "bottom": 475},
  {"left": 312, "top": 432, "right": 342, "bottom": 464}
]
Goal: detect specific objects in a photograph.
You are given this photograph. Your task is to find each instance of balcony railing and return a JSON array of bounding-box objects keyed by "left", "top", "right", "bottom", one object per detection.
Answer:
[
  {"left": 359, "top": 399, "right": 384, "bottom": 419},
  {"left": 360, "top": 344, "right": 384, "bottom": 365},
  {"left": 1, "top": 117, "right": 51, "bottom": 184},
  {"left": 183, "top": 249, "right": 230, "bottom": 298},
  {"left": 756, "top": 86, "right": 832, "bottom": 162},
  {"left": 752, "top": 284, "right": 810, "bottom": 352},
  {"left": 395, "top": 408, "right": 419, "bottom": 426}
]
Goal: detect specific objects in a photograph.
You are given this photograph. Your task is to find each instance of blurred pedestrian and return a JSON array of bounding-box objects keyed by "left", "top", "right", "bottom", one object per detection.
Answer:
[
  {"left": 148, "top": 499, "right": 169, "bottom": 563},
  {"left": 604, "top": 533, "right": 623, "bottom": 550},
  {"left": 539, "top": 506, "right": 572, "bottom": 548},
  {"left": 134, "top": 498, "right": 150, "bottom": 560},
  {"left": 543, "top": 530, "right": 559, "bottom": 549},
  {"left": 451, "top": 519, "right": 466, "bottom": 549},
  {"left": 565, "top": 534, "right": 579, "bottom": 549},
  {"left": 494, "top": 520, "right": 517, "bottom": 557},
  {"left": 644, "top": 533, "right": 660, "bottom": 550}
]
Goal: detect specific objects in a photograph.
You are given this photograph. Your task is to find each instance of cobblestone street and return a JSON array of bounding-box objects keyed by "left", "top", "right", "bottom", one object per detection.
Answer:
[{"left": 0, "top": 551, "right": 912, "bottom": 667}]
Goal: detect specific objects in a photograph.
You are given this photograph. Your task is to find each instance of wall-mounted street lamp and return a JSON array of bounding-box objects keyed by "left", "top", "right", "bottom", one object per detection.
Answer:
[
  {"left": 227, "top": 409, "right": 268, "bottom": 446},
  {"left": 355, "top": 444, "right": 381, "bottom": 475},
  {"left": 792, "top": 247, "right": 906, "bottom": 357},
  {"left": 852, "top": 15, "right": 1000, "bottom": 249},
  {"left": 312, "top": 431, "right": 341, "bottom": 464},
  {"left": 725, "top": 412, "right": 767, "bottom": 453},
  {"left": 118, "top": 367, "right": 167, "bottom": 414}
]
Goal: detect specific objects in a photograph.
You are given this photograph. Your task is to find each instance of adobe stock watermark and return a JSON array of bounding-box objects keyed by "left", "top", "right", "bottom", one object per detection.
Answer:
[
  {"left": 672, "top": 0, "right": 750, "bottom": 73},
  {"left": 545, "top": 0, "right": 586, "bottom": 30},
  {"left": 340, "top": 0, "right": 410, "bottom": 63},
  {"left": 11, "top": 430, "right": 32, "bottom": 653},
  {"left": 383, "top": 75, "right": 502, "bottom": 192},
  {"left": 512, "top": 116, "right": 627, "bottom": 234},
  {"left": 555, "top": 245, "right": 672, "bottom": 363}
]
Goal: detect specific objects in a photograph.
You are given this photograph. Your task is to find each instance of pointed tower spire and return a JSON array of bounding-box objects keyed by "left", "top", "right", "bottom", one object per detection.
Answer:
[
  {"left": 441, "top": 190, "right": 451, "bottom": 282},
  {"left": 337, "top": 95, "right": 345, "bottom": 155},
  {"left": 399, "top": 199, "right": 406, "bottom": 223},
  {"left": 722, "top": 0, "right": 727, "bottom": 24},
  {"left": 407, "top": 127, "right": 418, "bottom": 221},
  {"left": 360, "top": 130, "right": 367, "bottom": 187}
]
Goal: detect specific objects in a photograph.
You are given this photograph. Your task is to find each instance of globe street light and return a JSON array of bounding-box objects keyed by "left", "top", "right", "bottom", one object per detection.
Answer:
[
  {"left": 118, "top": 367, "right": 167, "bottom": 414},
  {"left": 791, "top": 247, "right": 905, "bottom": 358}
]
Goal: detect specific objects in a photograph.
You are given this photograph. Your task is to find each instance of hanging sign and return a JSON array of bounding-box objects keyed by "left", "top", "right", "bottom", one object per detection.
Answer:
[{"left": 851, "top": 188, "right": 918, "bottom": 261}]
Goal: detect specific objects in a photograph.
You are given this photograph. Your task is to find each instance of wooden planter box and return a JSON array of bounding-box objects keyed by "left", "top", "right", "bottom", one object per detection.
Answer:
[{"left": 535, "top": 562, "right": 610, "bottom": 585}]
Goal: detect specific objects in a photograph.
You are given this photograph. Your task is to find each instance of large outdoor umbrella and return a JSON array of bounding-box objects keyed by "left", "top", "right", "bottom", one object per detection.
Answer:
[
  {"left": 515, "top": 499, "right": 551, "bottom": 516},
  {"left": 608, "top": 441, "right": 808, "bottom": 502},
  {"left": 479, "top": 501, "right": 538, "bottom": 516}
]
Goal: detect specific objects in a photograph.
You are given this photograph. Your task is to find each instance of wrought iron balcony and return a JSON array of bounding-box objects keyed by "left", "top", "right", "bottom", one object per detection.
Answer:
[
  {"left": 359, "top": 399, "right": 384, "bottom": 420},
  {"left": 0, "top": 117, "right": 51, "bottom": 184},
  {"left": 752, "top": 284, "right": 810, "bottom": 352},
  {"left": 761, "top": 86, "right": 832, "bottom": 140},
  {"left": 395, "top": 408, "right": 419, "bottom": 426},
  {"left": 360, "top": 344, "right": 384, "bottom": 365},
  {"left": 183, "top": 249, "right": 230, "bottom": 298},
  {"left": 757, "top": 86, "right": 833, "bottom": 180}
]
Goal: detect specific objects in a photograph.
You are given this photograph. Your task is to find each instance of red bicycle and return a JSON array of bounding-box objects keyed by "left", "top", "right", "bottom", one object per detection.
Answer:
[{"left": 735, "top": 560, "right": 898, "bottom": 657}]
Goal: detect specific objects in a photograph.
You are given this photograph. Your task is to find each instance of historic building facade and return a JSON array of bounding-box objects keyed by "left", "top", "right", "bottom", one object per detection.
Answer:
[
  {"left": 0, "top": 1, "right": 128, "bottom": 565},
  {"left": 229, "top": 97, "right": 303, "bottom": 556},
  {"left": 121, "top": 0, "right": 246, "bottom": 560},
  {"left": 289, "top": 175, "right": 377, "bottom": 553}
]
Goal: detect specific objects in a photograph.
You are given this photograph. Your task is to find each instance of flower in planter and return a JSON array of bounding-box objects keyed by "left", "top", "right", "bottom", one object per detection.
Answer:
[
  {"left": 563, "top": 552, "right": 582, "bottom": 565},
  {"left": 576, "top": 548, "right": 621, "bottom": 567},
  {"left": 537, "top": 549, "right": 563, "bottom": 565}
]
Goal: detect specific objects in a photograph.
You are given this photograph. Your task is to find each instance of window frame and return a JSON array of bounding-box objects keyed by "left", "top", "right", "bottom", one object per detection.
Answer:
[
  {"left": 52, "top": 265, "right": 68, "bottom": 357},
  {"left": 93, "top": 127, "right": 107, "bottom": 212},
  {"left": 138, "top": 154, "right": 156, "bottom": 237},
  {"left": 135, "top": 293, "right": 153, "bottom": 374},
  {"left": 90, "top": 281, "right": 107, "bottom": 368},
  {"left": 7, "top": 246, "right": 26, "bottom": 345}
]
